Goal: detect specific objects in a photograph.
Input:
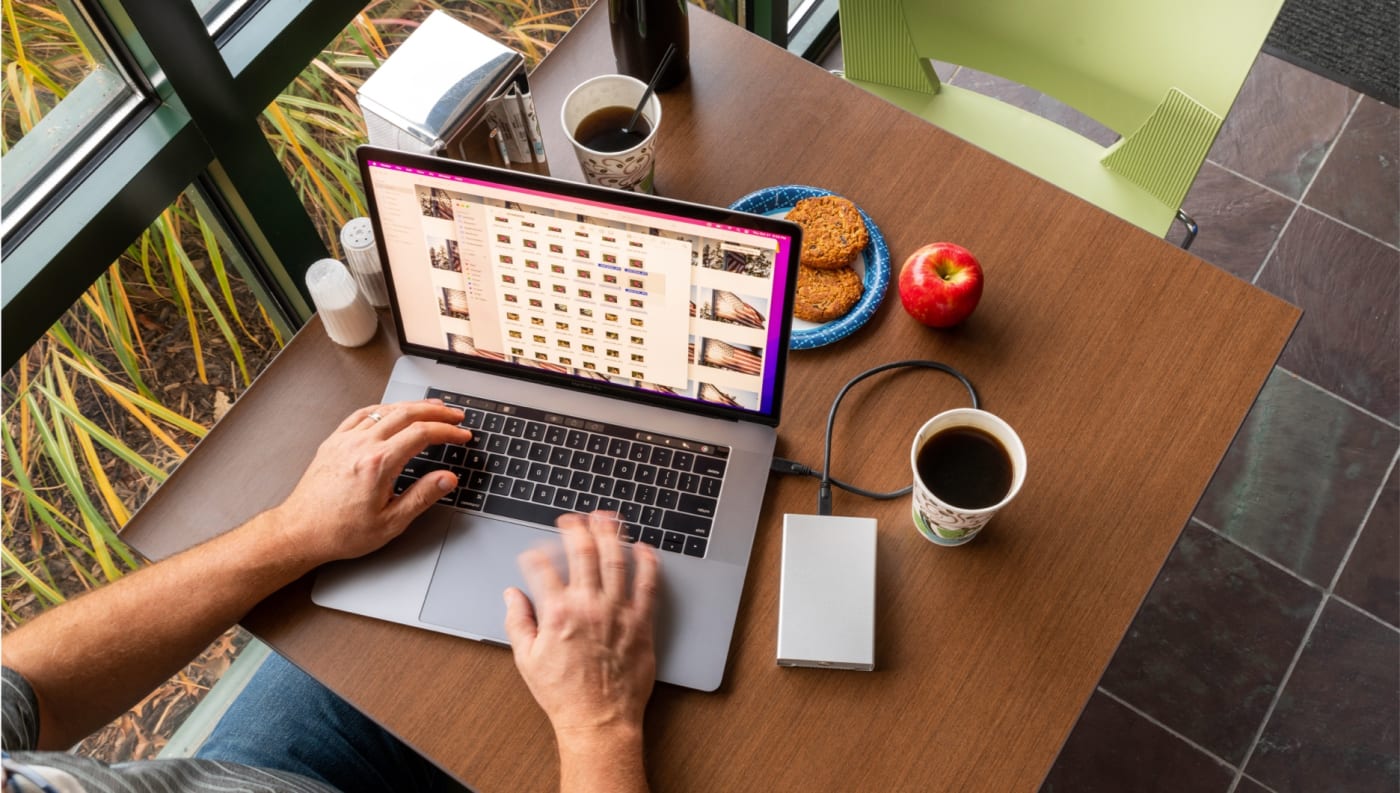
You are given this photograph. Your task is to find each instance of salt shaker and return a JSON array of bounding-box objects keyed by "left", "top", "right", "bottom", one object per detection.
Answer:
[
  {"left": 306, "top": 259, "right": 379, "bottom": 347},
  {"left": 340, "top": 217, "right": 390, "bottom": 308}
]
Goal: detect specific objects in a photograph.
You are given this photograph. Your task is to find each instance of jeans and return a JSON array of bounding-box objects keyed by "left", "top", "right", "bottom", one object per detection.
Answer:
[{"left": 195, "top": 652, "right": 470, "bottom": 793}]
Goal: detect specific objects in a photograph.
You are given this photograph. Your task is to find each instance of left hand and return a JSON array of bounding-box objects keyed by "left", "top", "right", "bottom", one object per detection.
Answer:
[{"left": 270, "top": 399, "right": 471, "bottom": 565}]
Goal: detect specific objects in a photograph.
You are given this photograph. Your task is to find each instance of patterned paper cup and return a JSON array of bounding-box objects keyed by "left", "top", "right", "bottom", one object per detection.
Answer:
[
  {"left": 560, "top": 74, "right": 662, "bottom": 194},
  {"left": 910, "top": 409, "right": 1027, "bottom": 547}
]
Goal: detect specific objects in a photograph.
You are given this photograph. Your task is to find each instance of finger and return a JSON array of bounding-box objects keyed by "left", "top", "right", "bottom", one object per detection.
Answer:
[
  {"left": 384, "top": 470, "right": 456, "bottom": 528},
  {"left": 630, "top": 541, "right": 660, "bottom": 622},
  {"left": 517, "top": 546, "right": 565, "bottom": 602},
  {"left": 559, "top": 513, "right": 601, "bottom": 592},
  {"left": 381, "top": 421, "right": 473, "bottom": 471},
  {"left": 590, "top": 511, "right": 627, "bottom": 597},
  {"left": 369, "top": 401, "right": 465, "bottom": 439},
  {"left": 339, "top": 405, "right": 381, "bottom": 432},
  {"left": 502, "top": 587, "right": 538, "bottom": 658}
]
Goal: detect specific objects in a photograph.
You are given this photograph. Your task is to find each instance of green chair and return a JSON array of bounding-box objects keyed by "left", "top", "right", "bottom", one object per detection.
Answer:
[{"left": 837, "top": 0, "right": 1285, "bottom": 247}]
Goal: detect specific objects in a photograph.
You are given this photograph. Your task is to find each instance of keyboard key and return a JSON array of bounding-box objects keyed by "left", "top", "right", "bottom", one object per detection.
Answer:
[
  {"left": 634, "top": 464, "right": 657, "bottom": 484},
  {"left": 683, "top": 536, "right": 708, "bottom": 558},
  {"left": 657, "top": 489, "right": 680, "bottom": 510},
  {"left": 484, "top": 494, "right": 568, "bottom": 528},
  {"left": 437, "top": 488, "right": 458, "bottom": 506},
  {"left": 508, "top": 438, "right": 530, "bottom": 458},
  {"left": 504, "top": 417, "right": 525, "bottom": 437},
  {"left": 608, "top": 438, "right": 630, "bottom": 458},
  {"left": 591, "top": 456, "right": 614, "bottom": 476},
  {"left": 443, "top": 445, "right": 467, "bottom": 466},
  {"left": 526, "top": 442, "right": 549, "bottom": 462},
  {"left": 553, "top": 489, "right": 576, "bottom": 510},
  {"left": 465, "top": 450, "right": 488, "bottom": 469},
  {"left": 457, "top": 488, "right": 486, "bottom": 512},
  {"left": 620, "top": 502, "right": 640, "bottom": 522},
  {"left": 486, "top": 454, "right": 508, "bottom": 474},
  {"left": 662, "top": 531, "right": 686, "bottom": 554},
  {"left": 483, "top": 414, "right": 505, "bottom": 433},
  {"left": 566, "top": 430, "right": 589, "bottom": 450},
  {"left": 401, "top": 457, "right": 445, "bottom": 478},
  {"left": 524, "top": 421, "right": 545, "bottom": 441},
  {"left": 570, "top": 451, "right": 593, "bottom": 470},
  {"left": 618, "top": 523, "right": 640, "bottom": 543},
  {"left": 613, "top": 480, "right": 635, "bottom": 501},
  {"left": 700, "top": 476, "right": 722, "bottom": 498},
  {"left": 532, "top": 484, "right": 555, "bottom": 504},
  {"left": 693, "top": 456, "right": 727, "bottom": 478},
  {"left": 550, "top": 446, "right": 573, "bottom": 466},
  {"left": 671, "top": 451, "right": 694, "bottom": 471},
  {"left": 679, "top": 473, "right": 700, "bottom": 493},
  {"left": 527, "top": 462, "right": 550, "bottom": 483},
  {"left": 393, "top": 475, "right": 415, "bottom": 495},
  {"left": 575, "top": 493, "right": 599, "bottom": 512},
  {"left": 511, "top": 479, "right": 534, "bottom": 500},
  {"left": 462, "top": 409, "right": 484, "bottom": 429},
  {"left": 591, "top": 476, "right": 615, "bottom": 496},
  {"left": 549, "top": 466, "right": 572, "bottom": 487},
  {"left": 486, "top": 435, "right": 510, "bottom": 454},
  {"left": 598, "top": 497, "right": 621, "bottom": 513},
  {"left": 464, "top": 431, "right": 485, "bottom": 448},
  {"left": 507, "top": 459, "right": 529, "bottom": 479},
  {"left": 468, "top": 470, "right": 491, "bottom": 492},
  {"left": 587, "top": 434, "right": 610, "bottom": 454},
  {"left": 629, "top": 443, "right": 652, "bottom": 462},
  {"left": 656, "top": 468, "right": 679, "bottom": 489},
  {"left": 420, "top": 444, "right": 446, "bottom": 462},
  {"left": 662, "top": 510, "right": 711, "bottom": 537},
  {"left": 640, "top": 527, "right": 663, "bottom": 548},
  {"left": 678, "top": 493, "right": 717, "bottom": 517},
  {"left": 635, "top": 484, "right": 657, "bottom": 505},
  {"left": 613, "top": 460, "right": 635, "bottom": 479},
  {"left": 570, "top": 471, "right": 593, "bottom": 491},
  {"left": 650, "top": 446, "right": 672, "bottom": 467},
  {"left": 545, "top": 425, "right": 568, "bottom": 445},
  {"left": 489, "top": 475, "right": 514, "bottom": 496},
  {"left": 641, "top": 506, "right": 663, "bottom": 526}
]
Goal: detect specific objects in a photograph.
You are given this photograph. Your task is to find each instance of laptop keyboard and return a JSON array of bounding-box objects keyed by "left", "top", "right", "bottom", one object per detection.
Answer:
[{"left": 393, "top": 387, "right": 728, "bottom": 558}]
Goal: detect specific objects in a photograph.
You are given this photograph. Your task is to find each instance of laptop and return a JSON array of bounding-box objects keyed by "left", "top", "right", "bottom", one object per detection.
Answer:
[{"left": 311, "top": 145, "right": 801, "bottom": 692}]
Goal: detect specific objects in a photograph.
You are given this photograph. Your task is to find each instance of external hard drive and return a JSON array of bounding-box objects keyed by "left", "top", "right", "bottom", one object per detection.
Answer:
[{"left": 777, "top": 514, "right": 877, "bottom": 671}]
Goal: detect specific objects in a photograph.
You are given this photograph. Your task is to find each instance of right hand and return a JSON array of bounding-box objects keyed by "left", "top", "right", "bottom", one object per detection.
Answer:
[{"left": 503, "top": 511, "right": 660, "bottom": 745}]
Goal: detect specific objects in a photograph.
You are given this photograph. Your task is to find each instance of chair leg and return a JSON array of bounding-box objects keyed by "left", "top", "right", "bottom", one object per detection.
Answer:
[{"left": 1175, "top": 209, "right": 1199, "bottom": 251}]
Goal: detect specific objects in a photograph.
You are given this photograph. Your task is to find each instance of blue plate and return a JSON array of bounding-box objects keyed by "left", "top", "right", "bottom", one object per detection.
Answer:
[{"left": 730, "top": 185, "right": 889, "bottom": 350}]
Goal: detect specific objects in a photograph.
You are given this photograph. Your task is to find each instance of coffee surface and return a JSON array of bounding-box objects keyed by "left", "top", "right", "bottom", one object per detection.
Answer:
[
  {"left": 916, "top": 426, "right": 1013, "bottom": 510},
  {"left": 575, "top": 106, "right": 651, "bottom": 153}
]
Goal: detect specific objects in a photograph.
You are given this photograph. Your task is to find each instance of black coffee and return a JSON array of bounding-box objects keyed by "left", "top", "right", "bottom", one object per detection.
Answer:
[
  {"left": 575, "top": 105, "right": 651, "bottom": 153},
  {"left": 916, "top": 426, "right": 1013, "bottom": 510}
]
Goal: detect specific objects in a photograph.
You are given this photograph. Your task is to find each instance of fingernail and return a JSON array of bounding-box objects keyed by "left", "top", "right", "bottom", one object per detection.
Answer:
[{"left": 438, "top": 474, "right": 454, "bottom": 491}]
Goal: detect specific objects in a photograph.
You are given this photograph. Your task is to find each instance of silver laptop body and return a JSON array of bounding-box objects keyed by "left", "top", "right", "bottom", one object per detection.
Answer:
[{"left": 312, "top": 146, "right": 801, "bottom": 692}]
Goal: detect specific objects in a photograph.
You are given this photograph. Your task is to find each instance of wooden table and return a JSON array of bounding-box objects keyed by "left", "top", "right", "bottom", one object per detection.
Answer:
[{"left": 123, "top": 6, "right": 1299, "bottom": 791}]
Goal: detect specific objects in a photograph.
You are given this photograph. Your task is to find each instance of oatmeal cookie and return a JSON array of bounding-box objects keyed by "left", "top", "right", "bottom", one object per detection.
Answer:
[
  {"left": 794, "top": 265, "right": 864, "bottom": 322},
  {"left": 786, "top": 195, "right": 869, "bottom": 270}
]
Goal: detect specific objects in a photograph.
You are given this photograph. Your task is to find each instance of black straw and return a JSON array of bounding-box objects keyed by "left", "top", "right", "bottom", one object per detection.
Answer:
[{"left": 623, "top": 43, "right": 677, "bottom": 135}]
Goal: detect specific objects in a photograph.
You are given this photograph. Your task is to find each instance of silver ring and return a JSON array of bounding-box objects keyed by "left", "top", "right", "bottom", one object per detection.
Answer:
[{"left": 368, "top": 411, "right": 384, "bottom": 423}]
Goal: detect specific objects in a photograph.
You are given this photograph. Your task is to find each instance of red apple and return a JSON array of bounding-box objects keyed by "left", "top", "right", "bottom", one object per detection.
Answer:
[{"left": 898, "top": 242, "right": 983, "bottom": 327}]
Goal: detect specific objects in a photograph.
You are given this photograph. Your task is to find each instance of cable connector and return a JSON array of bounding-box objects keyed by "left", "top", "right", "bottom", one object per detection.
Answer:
[
  {"left": 817, "top": 482, "right": 833, "bottom": 516},
  {"left": 770, "top": 458, "right": 817, "bottom": 477}
]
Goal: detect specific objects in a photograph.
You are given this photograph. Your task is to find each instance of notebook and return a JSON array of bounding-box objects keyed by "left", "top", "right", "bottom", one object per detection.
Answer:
[{"left": 310, "top": 145, "right": 800, "bottom": 692}]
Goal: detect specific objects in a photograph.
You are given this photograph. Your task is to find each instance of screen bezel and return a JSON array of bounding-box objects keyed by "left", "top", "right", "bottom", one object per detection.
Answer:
[{"left": 357, "top": 144, "right": 800, "bottom": 427}]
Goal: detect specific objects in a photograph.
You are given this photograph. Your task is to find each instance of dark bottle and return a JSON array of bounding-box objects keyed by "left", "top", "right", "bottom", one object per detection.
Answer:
[{"left": 609, "top": 0, "right": 689, "bottom": 91}]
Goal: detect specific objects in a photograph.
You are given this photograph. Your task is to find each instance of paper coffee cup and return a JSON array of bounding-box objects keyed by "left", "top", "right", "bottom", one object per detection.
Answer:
[
  {"left": 910, "top": 408, "right": 1026, "bottom": 546},
  {"left": 560, "top": 74, "right": 662, "bottom": 193}
]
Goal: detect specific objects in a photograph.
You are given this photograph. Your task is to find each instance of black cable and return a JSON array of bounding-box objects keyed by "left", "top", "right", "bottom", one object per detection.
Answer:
[{"left": 771, "top": 360, "right": 979, "bottom": 515}]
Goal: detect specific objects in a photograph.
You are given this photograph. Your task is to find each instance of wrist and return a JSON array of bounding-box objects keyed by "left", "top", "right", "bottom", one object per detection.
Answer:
[{"left": 555, "top": 721, "right": 644, "bottom": 757}]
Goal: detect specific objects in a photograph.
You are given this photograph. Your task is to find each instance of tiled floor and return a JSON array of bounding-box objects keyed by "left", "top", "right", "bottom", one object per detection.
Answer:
[{"left": 822, "top": 45, "right": 1400, "bottom": 793}]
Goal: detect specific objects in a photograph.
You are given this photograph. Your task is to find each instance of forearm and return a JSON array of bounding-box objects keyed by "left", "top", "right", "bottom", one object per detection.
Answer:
[
  {"left": 1, "top": 507, "right": 315, "bottom": 749},
  {"left": 558, "top": 727, "right": 651, "bottom": 793}
]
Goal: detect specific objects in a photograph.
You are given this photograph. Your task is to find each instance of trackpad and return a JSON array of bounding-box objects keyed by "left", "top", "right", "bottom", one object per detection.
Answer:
[{"left": 419, "top": 515, "right": 557, "bottom": 645}]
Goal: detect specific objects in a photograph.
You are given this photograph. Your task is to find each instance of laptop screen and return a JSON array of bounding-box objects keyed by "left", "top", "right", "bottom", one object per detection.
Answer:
[{"left": 358, "top": 147, "right": 799, "bottom": 424}]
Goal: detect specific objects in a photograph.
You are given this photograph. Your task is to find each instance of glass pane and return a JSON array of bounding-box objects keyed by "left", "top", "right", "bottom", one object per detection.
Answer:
[
  {"left": 263, "top": 0, "right": 588, "bottom": 258},
  {"left": 1, "top": 0, "right": 140, "bottom": 235},
  {"left": 197, "top": 0, "right": 255, "bottom": 35},
  {"left": 1, "top": 182, "right": 285, "bottom": 759}
]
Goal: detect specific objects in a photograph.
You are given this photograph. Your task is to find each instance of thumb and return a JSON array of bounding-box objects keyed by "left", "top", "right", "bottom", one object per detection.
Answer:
[
  {"left": 502, "top": 587, "right": 538, "bottom": 657},
  {"left": 387, "top": 471, "right": 456, "bottom": 527}
]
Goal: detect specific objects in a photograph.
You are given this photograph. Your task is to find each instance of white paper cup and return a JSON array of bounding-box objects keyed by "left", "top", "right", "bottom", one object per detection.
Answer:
[
  {"left": 909, "top": 408, "right": 1027, "bottom": 546},
  {"left": 560, "top": 74, "right": 661, "bottom": 193}
]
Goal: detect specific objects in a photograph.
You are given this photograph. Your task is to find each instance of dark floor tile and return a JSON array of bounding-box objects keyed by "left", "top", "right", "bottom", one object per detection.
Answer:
[
  {"left": 1195, "top": 368, "right": 1399, "bottom": 585},
  {"left": 1305, "top": 97, "right": 1400, "bottom": 246},
  {"left": 1209, "top": 54, "right": 1357, "bottom": 199},
  {"left": 1100, "top": 522, "right": 1321, "bottom": 764},
  {"left": 1246, "top": 599, "right": 1400, "bottom": 793},
  {"left": 1041, "top": 691, "right": 1235, "bottom": 793},
  {"left": 1336, "top": 465, "right": 1399, "bottom": 628},
  {"left": 947, "top": 67, "right": 1119, "bottom": 147},
  {"left": 1176, "top": 162, "right": 1297, "bottom": 281},
  {"left": 1256, "top": 208, "right": 1400, "bottom": 422},
  {"left": 1236, "top": 776, "right": 1277, "bottom": 793}
]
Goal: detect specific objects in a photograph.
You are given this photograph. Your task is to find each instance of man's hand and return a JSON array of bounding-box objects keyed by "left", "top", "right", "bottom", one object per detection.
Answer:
[
  {"left": 503, "top": 512, "right": 658, "bottom": 793},
  {"left": 270, "top": 399, "right": 471, "bottom": 566}
]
